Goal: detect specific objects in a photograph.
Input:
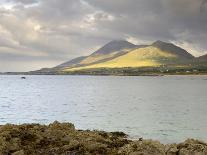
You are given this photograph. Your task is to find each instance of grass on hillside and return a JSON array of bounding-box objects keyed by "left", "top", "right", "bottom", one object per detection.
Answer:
[{"left": 64, "top": 47, "right": 178, "bottom": 71}]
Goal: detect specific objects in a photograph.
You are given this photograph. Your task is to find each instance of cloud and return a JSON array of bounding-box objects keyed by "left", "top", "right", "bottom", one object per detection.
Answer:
[
  {"left": 8, "top": 0, "right": 39, "bottom": 4},
  {"left": 0, "top": 0, "right": 207, "bottom": 71},
  {"left": 201, "top": 0, "right": 207, "bottom": 14}
]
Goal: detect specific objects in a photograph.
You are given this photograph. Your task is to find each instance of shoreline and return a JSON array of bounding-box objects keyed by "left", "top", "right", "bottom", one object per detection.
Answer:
[
  {"left": 0, "top": 122, "right": 207, "bottom": 155},
  {"left": 1, "top": 73, "right": 207, "bottom": 76}
]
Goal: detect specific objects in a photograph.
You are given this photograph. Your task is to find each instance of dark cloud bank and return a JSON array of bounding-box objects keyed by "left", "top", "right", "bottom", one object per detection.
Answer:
[{"left": 0, "top": 0, "right": 207, "bottom": 71}]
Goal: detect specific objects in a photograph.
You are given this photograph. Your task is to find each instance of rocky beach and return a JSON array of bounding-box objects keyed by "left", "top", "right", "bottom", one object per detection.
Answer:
[{"left": 0, "top": 121, "right": 206, "bottom": 155}]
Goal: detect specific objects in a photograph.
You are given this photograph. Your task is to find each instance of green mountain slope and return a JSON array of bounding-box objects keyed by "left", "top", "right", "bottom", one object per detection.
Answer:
[
  {"left": 56, "top": 56, "right": 86, "bottom": 68},
  {"left": 58, "top": 40, "right": 138, "bottom": 69},
  {"left": 152, "top": 41, "right": 194, "bottom": 59},
  {"left": 64, "top": 41, "right": 195, "bottom": 71},
  {"left": 33, "top": 40, "right": 207, "bottom": 75},
  {"left": 34, "top": 40, "right": 138, "bottom": 73}
]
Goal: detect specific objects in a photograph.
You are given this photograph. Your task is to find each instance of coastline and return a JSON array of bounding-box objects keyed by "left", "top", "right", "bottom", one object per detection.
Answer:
[
  {"left": 1, "top": 72, "right": 207, "bottom": 76},
  {"left": 0, "top": 121, "right": 206, "bottom": 155}
]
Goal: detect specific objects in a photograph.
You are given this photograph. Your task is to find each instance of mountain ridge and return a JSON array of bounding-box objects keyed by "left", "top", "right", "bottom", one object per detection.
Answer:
[
  {"left": 90, "top": 40, "right": 137, "bottom": 55},
  {"left": 198, "top": 54, "right": 207, "bottom": 61},
  {"left": 33, "top": 40, "right": 207, "bottom": 74},
  {"left": 63, "top": 40, "right": 196, "bottom": 71},
  {"left": 55, "top": 40, "right": 139, "bottom": 69},
  {"left": 151, "top": 41, "right": 194, "bottom": 59}
]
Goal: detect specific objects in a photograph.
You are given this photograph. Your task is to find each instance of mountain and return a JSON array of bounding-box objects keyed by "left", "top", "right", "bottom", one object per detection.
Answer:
[
  {"left": 55, "top": 56, "right": 86, "bottom": 68},
  {"left": 58, "top": 40, "right": 138, "bottom": 69},
  {"left": 198, "top": 54, "right": 207, "bottom": 61},
  {"left": 62, "top": 40, "right": 195, "bottom": 71},
  {"left": 33, "top": 40, "right": 207, "bottom": 75},
  {"left": 33, "top": 40, "right": 137, "bottom": 73},
  {"left": 152, "top": 41, "right": 194, "bottom": 59},
  {"left": 91, "top": 40, "right": 137, "bottom": 55}
]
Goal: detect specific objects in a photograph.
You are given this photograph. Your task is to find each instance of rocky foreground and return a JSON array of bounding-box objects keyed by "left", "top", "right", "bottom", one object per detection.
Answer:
[{"left": 0, "top": 122, "right": 207, "bottom": 155}]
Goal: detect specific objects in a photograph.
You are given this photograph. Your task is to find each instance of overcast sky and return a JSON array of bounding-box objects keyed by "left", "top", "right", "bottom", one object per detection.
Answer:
[{"left": 0, "top": 0, "right": 207, "bottom": 72}]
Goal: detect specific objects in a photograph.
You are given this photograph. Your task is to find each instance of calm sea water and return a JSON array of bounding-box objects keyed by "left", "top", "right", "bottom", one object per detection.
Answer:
[{"left": 0, "top": 75, "right": 207, "bottom": 143}]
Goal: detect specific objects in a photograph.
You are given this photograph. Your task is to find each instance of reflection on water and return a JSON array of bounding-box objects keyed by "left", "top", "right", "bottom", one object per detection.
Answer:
[{"left": 0, "top": 75, "right": 207, "bottom": 143}]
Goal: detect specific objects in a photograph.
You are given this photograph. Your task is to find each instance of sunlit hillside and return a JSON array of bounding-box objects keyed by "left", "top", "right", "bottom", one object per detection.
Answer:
[
  {"left": 33, "top": 40, "right": 207, "bottom": 75},
  {"left": 78, "top": 49, "right": 132, "bottom": 65},
  {"left": 52, "top": 40, "right": 137, "bottom": 70},
  {"left": 64, "top": 46, "right": 178, "bottom": 71}
]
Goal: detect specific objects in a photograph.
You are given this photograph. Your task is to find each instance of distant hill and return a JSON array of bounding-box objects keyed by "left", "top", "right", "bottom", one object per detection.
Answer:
[
  {"left": 63, "top": 41, "right": 195, "bottom": 71},
  {"left": 32, "top": 40, "right": 207, "bottom": 75},
  {"left": 152, "top": 41, "right": 194, "bottom": 59},
  {"left": 55, "top": 56, "right": 86, "bottom": 69},
  {"left": 198, "top": 54, "right": 207, "bottom": 61},
  {"left": 59, "top": 40, "right": 138, "bottom": 69},
  {"left": 91, "top": 40, "right": 137, "bottom": 55}
]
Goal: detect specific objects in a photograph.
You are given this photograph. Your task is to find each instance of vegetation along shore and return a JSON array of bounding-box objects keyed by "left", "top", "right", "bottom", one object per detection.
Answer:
[{"left": 0, "top": 121, "right": 207, "bottom": 155}]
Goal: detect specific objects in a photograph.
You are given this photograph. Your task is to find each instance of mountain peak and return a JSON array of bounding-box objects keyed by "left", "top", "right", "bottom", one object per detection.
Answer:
[
  {"left": 107, "top": 40, "right": 133, "bottom": 44},
  {"left": 152, "top": 40, "right": 172, "bottom": 46},
  {"left": 152, "top": 40, "right": 194, "bottom": 59},
  {"left": 198, "top": 54, "right": 207, "bottom": 60},
  {"left": 91, "top": 40, "right": 136, "bottom": 55}
]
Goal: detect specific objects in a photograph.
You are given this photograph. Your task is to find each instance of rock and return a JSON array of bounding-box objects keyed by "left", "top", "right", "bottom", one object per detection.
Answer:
[
  {"left": 0, "top": 122, "right": 207, "bottom": 155},
  {"left": 110, "top": 131, "right": 127, "bottom": 137},
  {"left": 49, "top": 121, "right": 75, "bottom": 131},
  {"left": 12, "top": 150, "right": 24, "bottom": 155},
  {"left": 118, "top": 140, "right": 166, "bottom": 155},
  {"left": 139, "top": 137, "right": 143, "bottom": 141},
  {"left": 165, "top": 144, "right": 178, "bottom": 155},
  {"left": 177, "top": 139, "right": 207, "bottom": 155}
]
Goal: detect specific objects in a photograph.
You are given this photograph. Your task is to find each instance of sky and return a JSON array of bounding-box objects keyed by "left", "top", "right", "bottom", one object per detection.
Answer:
[{"left": 0, "top": 0, "right": 207, "bottom": 72}]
